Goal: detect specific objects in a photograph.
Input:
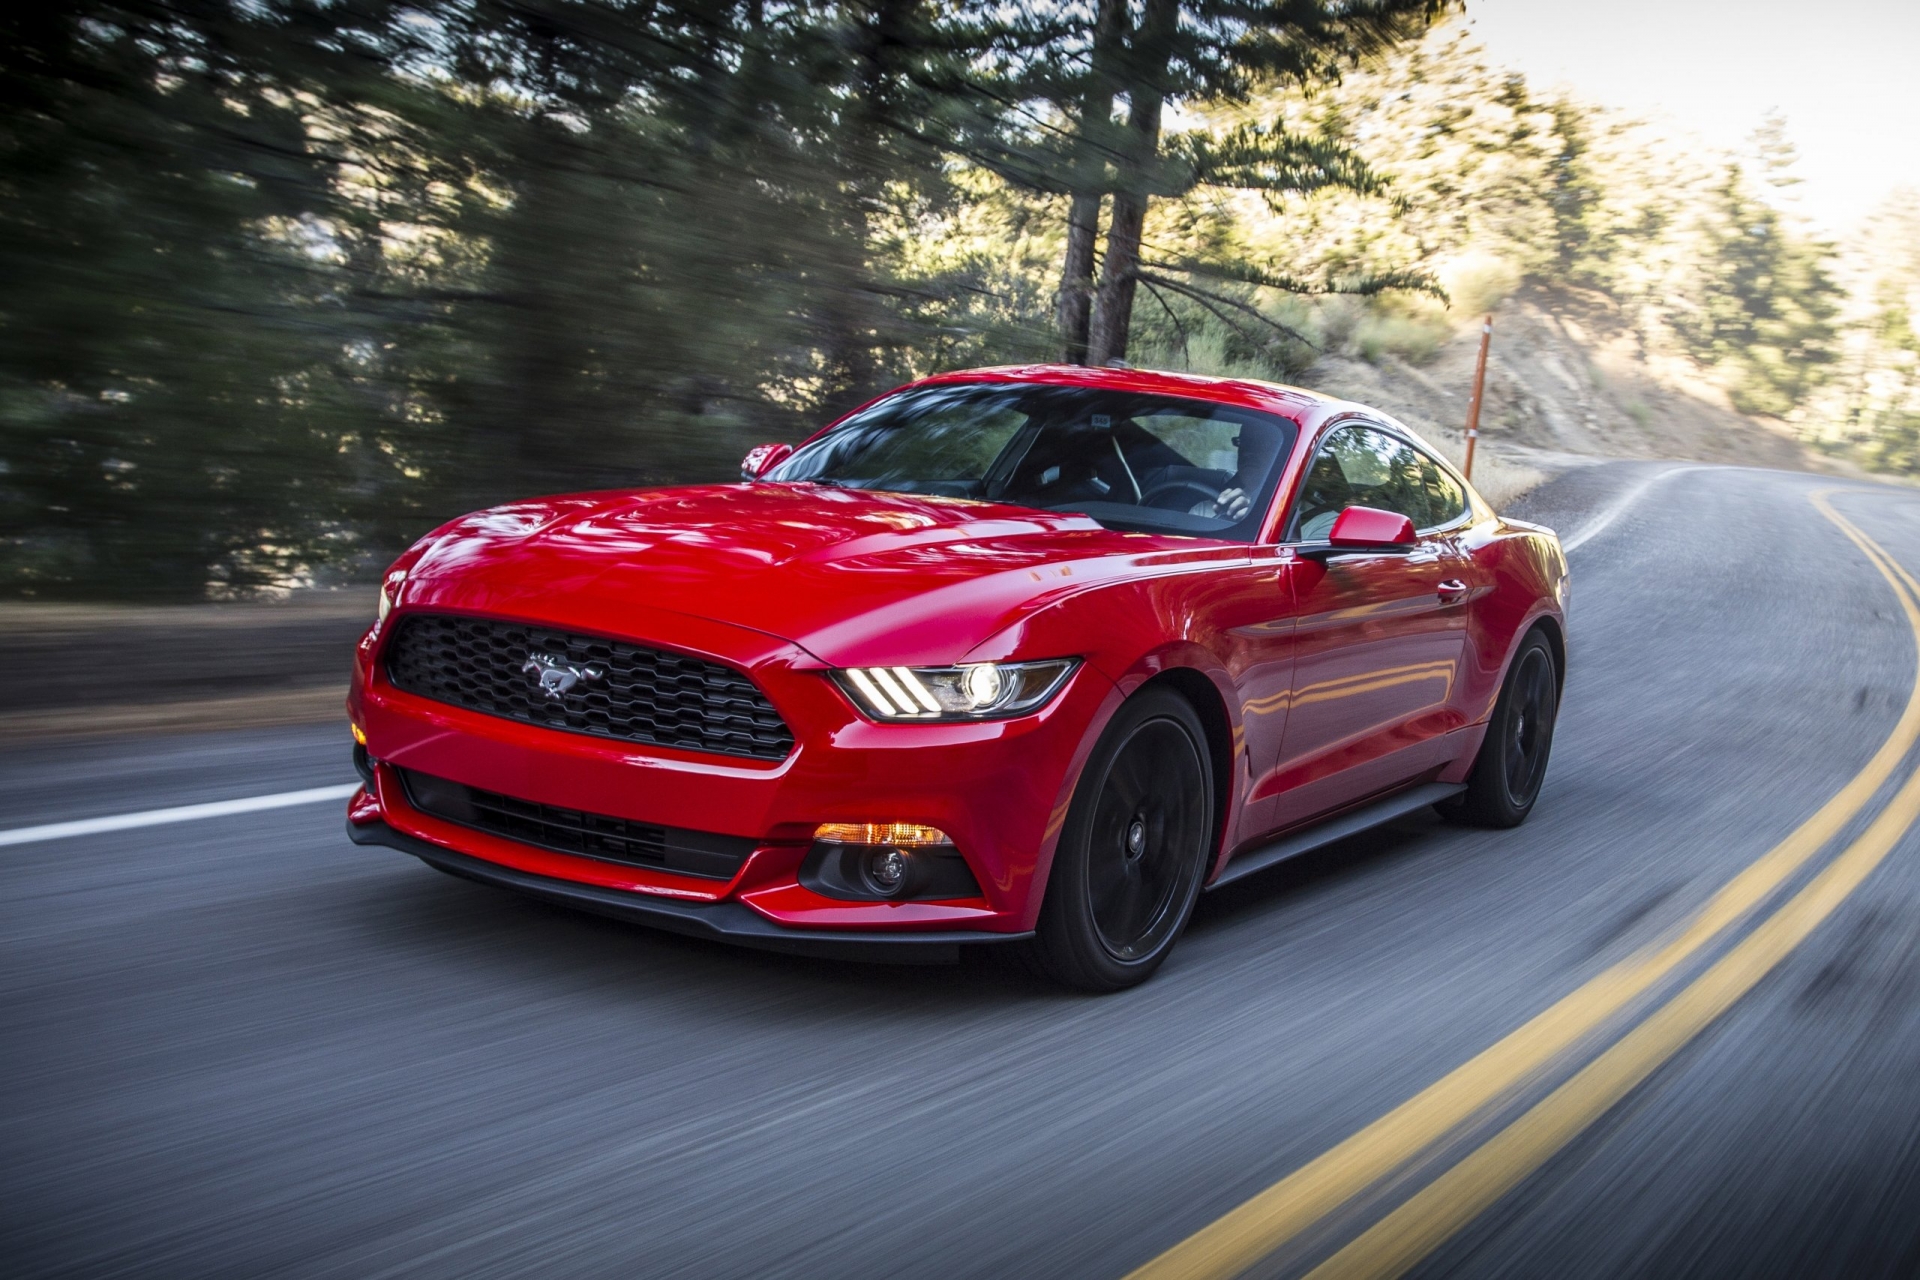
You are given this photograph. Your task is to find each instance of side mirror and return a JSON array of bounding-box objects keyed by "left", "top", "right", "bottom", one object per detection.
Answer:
[
  {"left": 1300, "top": 505, "right": 1418, "bottom": 558},
  {"left": 740, "top": 442, "right": 793, "bottom": 481}
]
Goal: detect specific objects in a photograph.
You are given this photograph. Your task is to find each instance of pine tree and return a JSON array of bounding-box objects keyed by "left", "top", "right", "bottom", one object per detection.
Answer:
[
  {"left": 1003, "top": 0, "right": 1452, "bottom": 366},
  {"left": 0, "top": 1, "right": 1033, "bottom": 596},
  {"left": 0, "top": 3, "right": 436, "bottom": 598},
  {"left": 1676, "top": 166, "right": 1841, "bottom": 418}
]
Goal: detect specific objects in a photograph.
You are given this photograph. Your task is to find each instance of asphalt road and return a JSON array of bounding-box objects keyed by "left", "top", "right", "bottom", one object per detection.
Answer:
[{"left": 5, "top": 463, "right": 1919, "bottom": 1279}]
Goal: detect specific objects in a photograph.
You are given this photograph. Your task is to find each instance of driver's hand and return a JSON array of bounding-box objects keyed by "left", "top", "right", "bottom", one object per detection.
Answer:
[{"left": 1217, "top": 487, "right": 1251, "bottom": 520}]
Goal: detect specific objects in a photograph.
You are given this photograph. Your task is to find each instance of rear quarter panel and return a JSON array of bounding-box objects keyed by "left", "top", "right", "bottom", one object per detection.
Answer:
[{"left": 1457, "top": 516, "right": 1570, "bottom": 724}]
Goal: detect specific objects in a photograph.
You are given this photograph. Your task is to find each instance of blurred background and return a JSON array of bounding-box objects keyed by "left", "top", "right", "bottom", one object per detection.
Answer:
[
  {"left": 8, "top": 7, "right": 1920, "bottom": 1280},
  {"left": 3, "top": 0, "right": 1913, "bottom": 607}
]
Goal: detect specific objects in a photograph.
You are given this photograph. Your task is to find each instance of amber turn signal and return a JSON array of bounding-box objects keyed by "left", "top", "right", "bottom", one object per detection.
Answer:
[{"left": 813, "top": 822, "right": 952, "bottom": 847}]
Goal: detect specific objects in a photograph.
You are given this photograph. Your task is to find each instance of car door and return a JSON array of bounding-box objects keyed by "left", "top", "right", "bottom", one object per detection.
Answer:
[{"left": 1259, "top": 423, "right": 1476, "bottom": 829}]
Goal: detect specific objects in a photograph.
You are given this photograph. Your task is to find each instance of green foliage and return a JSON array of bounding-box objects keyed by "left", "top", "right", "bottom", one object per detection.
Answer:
[
  {"left": 1238, "top": 28, "right": 1847, "bottom": 420},
  {"left": 1128, "top": 283, "right": 1321, "bottom": 382},
  {"left": 1864, "top": 411, "right": 1920, "bottom": 476},
  {"left": 992, "top": 0, "right": 1452, "bottom": 366},
  {"left": 0, "top": 1, "right": 1040, "bottom": 599},
  {"left": 0, "top": 4, "right": 425, "bottom": 599},
  {"left": 1351, "top": 312, "right": 1450, "bottom": 365},
  {"left": 0, "top": 7, "right": 1886, "bottom": 597},
  {"left": 1672, "top": 168, "right": 1842, "bottom": 417},
  {"left": 1827, "top": 199, "right": 1920, "bottom": 468}
]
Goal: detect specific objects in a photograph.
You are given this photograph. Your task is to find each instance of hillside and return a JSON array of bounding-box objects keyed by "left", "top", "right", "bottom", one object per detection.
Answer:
[{"left": 1296, "top": 284, "right": 1839, "bottom": 509}]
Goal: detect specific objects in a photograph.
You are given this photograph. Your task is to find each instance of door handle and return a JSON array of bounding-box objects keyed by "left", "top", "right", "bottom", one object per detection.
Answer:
[{"left": 1437, "top": 579, "right": 1470, "bottom": 605}]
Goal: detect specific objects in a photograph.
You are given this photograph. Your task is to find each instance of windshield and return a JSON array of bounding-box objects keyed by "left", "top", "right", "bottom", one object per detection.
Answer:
[{"left": 767, "top": 383, "right": 1298, "bottom": 541}]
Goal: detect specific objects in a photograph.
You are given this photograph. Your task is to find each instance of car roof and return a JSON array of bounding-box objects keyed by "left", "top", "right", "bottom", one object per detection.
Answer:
[{"left": 913, "top": 363, "right": 1352, "bottom": 426}]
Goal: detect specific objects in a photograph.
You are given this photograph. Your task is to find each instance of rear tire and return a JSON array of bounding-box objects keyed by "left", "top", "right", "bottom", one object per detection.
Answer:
[
  {"left": 1439, "top": 628, "right": 1559, "bottom": 829},
  {"left": 1026, "top": 688, "right": 1215, "bottom": 992}
]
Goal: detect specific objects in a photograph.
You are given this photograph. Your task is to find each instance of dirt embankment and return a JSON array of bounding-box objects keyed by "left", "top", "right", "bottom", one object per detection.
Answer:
[
  {"left": 1299, "top": 281, "right": 1843, "bottom": 507},
  {"left": 0, "top": 593, "right": 369, "bottom": 742}
]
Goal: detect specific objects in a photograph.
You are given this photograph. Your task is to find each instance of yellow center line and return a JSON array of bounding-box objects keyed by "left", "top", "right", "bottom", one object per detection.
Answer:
[
  {"left": 1125, "top": 490, "right": 1920, "bottom": 1280},
  {"left": 1313, "top": 739, "right": 1920, "bottom": 1277},
  {"left": 1312, "top": 500, "right": 1920, "bottom": 1276}
]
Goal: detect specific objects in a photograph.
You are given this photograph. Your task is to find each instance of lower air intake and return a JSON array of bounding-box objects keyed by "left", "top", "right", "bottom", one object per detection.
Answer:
[{"left": 398, "top": 767, "right": 757, "bottom": 881}]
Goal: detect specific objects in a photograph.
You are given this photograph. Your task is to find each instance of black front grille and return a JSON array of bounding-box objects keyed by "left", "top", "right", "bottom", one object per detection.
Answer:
[
  {"left": 384, "top": 613, "right": 794, "bottom": 760},
  {"left": 398, "top": 767, "right": 757, "bottom": 880}
]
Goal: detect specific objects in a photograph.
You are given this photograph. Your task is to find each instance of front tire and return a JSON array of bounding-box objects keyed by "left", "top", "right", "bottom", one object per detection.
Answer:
[
  {"left": 1028, "top": 688, "right": 1214, "bottom": 992},
  {"left": 1440, "top": 628, "right": 1559, "bottom": 828}
]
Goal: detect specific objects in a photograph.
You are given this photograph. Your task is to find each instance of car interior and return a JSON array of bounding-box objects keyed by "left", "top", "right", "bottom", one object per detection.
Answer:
[{"left": 773, "top": 385, "right": 1296, "bottom": 541}]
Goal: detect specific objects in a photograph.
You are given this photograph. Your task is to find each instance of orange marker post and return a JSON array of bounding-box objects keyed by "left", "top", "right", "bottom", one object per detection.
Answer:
[{"left": 1462, "top": 314, "right": 1492, "bottom": 481}]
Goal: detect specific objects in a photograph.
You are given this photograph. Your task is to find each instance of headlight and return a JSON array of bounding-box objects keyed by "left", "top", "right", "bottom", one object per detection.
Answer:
[
  {"left": 832, "top": 658, "right": 1078, "bottom": 722},
  {"left": 376, "top": 569, "right": 407, "bottom": 623}
]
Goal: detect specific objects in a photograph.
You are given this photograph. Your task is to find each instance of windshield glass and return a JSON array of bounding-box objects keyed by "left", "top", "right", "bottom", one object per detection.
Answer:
[{"left": 767, "top": 382, "right": 1298, "bottom": 541}]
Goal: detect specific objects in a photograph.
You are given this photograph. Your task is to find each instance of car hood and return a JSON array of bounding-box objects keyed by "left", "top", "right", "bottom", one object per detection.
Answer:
[{"left": 400, "top": 484, "right": 1242, "bottom": 666}]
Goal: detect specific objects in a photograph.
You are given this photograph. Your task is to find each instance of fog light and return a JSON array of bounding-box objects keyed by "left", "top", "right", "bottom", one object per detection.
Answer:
[
  {"left": 351, "top": 739, "right": 376, "bottom": 787},
  {"left": 867, "top": 848, "right": 910, "bottom": 893},
  {"left": 812, "top": 822, "right": 952, "bottom": 899},
  {"left": 799, "top": 826, "right": 983, "bottom": 903}
]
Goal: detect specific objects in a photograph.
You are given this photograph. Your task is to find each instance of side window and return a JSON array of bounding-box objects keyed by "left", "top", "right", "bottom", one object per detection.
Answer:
[
  {"left": 1418, "top": 453, "right": 1468, "bottom": 528},
  {"left": 1289, "top": 425, "right": 1431, "bottom": 540}
]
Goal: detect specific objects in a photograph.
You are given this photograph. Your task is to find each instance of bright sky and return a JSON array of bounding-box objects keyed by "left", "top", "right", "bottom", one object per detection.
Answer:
[{"left": 1463, "top": 0, "right": 1920, "bottom": 236}]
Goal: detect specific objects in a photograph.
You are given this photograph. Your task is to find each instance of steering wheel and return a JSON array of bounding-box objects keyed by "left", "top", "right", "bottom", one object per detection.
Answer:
[{"left": 1139, "top": 476, "right": 1226, "bottom": 513}]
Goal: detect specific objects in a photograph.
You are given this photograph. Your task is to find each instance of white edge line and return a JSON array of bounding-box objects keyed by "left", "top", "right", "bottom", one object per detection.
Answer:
[
  {"left": 1560, "top": 464, "right": 1708, "bottom": 554},
  {"left": 0, "top": 783, "right": 361, "bottom": 848}
]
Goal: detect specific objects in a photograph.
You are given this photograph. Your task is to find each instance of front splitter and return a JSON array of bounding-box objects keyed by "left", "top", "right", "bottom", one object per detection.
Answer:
[{"left": 347, "top": 817, "right": 1031, "bottom": 965}]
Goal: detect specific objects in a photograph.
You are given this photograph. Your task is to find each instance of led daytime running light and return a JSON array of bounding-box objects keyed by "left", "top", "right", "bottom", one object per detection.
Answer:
[
  {"left": 892, "top": 666, "right": 942, "bottom": 713},
  {"left": 832, "top": 658, "right": 1078, "bottom": 722}
]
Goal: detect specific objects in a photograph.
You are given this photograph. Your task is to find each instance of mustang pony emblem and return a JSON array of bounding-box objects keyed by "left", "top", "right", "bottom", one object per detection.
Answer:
[{"left": 521, "top": 652, "right": 606, "bottom": 700}]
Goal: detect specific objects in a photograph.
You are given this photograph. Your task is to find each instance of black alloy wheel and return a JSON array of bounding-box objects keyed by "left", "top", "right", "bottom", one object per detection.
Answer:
[
  {"left": 1503, "top": 644, "right": 1556, "bottom": 803},
  {"left": 1440, "top": 627, "right": 1560, "bottom": 828},
  {"left": 1028, "top": 687, "right": 1214, "bottom": 991}
]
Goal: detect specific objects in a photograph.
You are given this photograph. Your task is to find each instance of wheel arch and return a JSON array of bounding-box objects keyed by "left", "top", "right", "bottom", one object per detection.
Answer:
[
  {"left": 1023, "top": 655, "right": 1240, "bottom": 924},
  {"left": 1439, "top": 604, "right": 1567, "bottom": 788},
  {"left": 1526, "top": 612, "right": 1567, "bottom": 701},
  {"left": 1136, "top": 667, "right": 1235, "bottom": 868}
]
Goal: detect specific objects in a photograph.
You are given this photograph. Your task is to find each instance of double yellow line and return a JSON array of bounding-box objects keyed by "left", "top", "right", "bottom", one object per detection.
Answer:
[{"left": 1130, "top": 491, "right": 1920, "bottom": 1280}]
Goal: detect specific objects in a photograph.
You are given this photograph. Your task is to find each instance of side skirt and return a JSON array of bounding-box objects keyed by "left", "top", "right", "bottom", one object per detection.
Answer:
[{"left": 1207, "top": 782, "right": 1466, "bottom": 891}]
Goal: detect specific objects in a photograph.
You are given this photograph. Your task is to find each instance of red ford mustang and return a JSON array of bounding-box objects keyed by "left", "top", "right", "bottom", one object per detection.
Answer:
[{"left": 346, "top": 365, "right": 1568, "bottom": 989}]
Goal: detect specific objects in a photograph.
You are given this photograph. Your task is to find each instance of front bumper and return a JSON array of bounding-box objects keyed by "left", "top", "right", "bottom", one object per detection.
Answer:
[
  {"left": 349, "top": 602, "right": 1120, "bottom": 941},
  {"left": 348, "top": 815, "right": 1027, "bottom": 963}
]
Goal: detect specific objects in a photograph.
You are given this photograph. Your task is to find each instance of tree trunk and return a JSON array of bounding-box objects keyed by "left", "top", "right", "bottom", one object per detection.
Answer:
[
  {"left": 1086, "top": 185, "right": 1148, "bottom": 367},
  {"left": 817, "top": 0, "right": 920, "bottom": 405},
  {"left": 1055, "top": 192, "right": 1103, "bottom": 363},
  {"left": 502, "top": 118, "right": 587, "bottom": 497},
  {"left": 1052, "top": 0, "right": 1129, "bottom": 363},
  {"left": 1086, "top": 0, "right": 1179, "bottom": 368}
]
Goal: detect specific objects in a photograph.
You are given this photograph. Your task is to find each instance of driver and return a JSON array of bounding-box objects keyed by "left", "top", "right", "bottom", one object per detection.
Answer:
[{"left": 1211, "top": 423, "right": 1284, "bottom": 522}]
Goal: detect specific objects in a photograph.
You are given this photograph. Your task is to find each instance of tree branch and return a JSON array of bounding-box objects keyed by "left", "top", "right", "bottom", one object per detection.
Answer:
[
  {"left": 1137, "top": 274, "right": 1191, "bottom": 366},
  {"left": 1133, "top": 270, "right": 1319, "bottom": 352},
  {"left": 1152, "top": 256, "right": 1445, "bottom": 303}
]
